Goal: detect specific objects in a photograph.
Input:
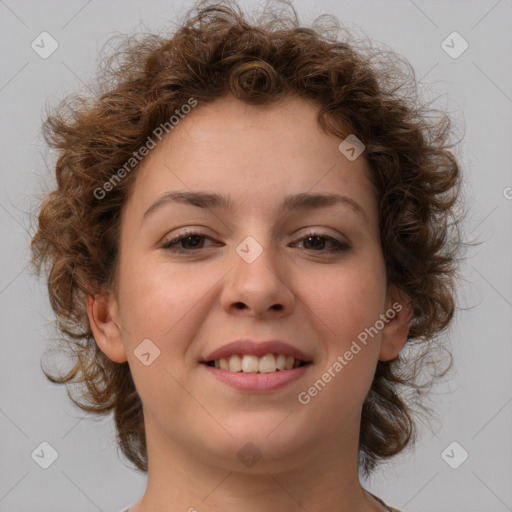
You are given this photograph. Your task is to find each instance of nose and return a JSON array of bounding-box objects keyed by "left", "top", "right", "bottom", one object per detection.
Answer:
[{"left": 220, "top": 236, "right": 296, "bottom": 318}]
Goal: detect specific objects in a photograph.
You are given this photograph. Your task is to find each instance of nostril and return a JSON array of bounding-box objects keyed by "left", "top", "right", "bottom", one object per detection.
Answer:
[{"left": 231, "top": 302, "right": 283, "bottom": 311}]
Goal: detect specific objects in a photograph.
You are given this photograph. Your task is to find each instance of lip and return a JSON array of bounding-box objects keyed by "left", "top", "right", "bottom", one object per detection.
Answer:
[
  {"left": 202, "top": 364, "right": 311, "bottom": 392},
  {"left": 201, "top": 339, "right": 313, "bottom": 363}
]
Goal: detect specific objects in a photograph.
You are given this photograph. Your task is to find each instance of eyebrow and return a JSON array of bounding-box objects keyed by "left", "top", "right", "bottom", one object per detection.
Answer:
[{"left": 141, "top": 190, "right": 368, "bottom": 224}]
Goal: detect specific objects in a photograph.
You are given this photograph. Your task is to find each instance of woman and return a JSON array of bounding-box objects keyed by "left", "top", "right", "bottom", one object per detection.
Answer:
[{"left": 30, "top": 1, "right": 463, "bottom": 510}]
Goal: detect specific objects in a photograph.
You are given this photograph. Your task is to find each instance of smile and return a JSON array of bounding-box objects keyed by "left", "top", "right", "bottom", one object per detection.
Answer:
[
  {"left": 205, "top": 353, "right": 309, "bottom": 373},
  {"left": 202, "top": 358, "right": 312, "bottom": 392}
]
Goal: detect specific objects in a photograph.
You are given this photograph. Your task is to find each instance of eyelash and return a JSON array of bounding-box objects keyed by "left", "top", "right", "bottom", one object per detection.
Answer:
[{"left": 161, "top": 229, "right": 351, "bottom": 254}]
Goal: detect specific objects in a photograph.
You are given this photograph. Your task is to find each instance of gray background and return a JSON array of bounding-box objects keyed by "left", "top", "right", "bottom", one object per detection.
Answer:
[{"left": 1, "top": 0, "right": 511, "bottom": 511}]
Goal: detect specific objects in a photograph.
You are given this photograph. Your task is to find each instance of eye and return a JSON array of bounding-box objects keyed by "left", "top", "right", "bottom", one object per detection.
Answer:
[
  {"left": 161, "top": 229, "right": 350, "bottom": 254},
  {"left": 161, "top": 230, "right": 217, "bottom": 253},
  {"left": 292, "top": 232, "right": 350, "bottom": 253}
]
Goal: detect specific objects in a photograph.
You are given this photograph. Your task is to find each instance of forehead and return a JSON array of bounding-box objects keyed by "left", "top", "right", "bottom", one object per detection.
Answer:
[
  {"left": 125, "top": 94, "right": 377, "bottom": 225},
  {"left": 166, "top": 93, "right": 340, "bottom": 162}
]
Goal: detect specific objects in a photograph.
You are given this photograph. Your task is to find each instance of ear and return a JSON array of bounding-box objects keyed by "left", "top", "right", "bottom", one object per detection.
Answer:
[
  {"left": 379, "top": 285, "right": 412, "bottom": 362},
  {"left": 86, "top": 292, "right": 127, "bottom": 363}
]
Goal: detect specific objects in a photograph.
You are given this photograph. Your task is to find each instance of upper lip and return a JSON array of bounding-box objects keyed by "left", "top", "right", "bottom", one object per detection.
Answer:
[{"left": 201, "top": 339, "right": 313, "bottom": 363}]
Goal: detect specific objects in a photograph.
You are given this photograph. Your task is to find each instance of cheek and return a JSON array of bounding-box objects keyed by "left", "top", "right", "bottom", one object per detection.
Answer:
[
  {"left": 116, "top": 254, "right": 231, "bottom": 378},
  {"left": 304, "top": 259, "right": 387, "bottom": 349},
  {"left": 116, "top": 258, "right": 218, "bottom": 417},
  {"left": 297, "top": 270, "right": 385, "bottom": 423},
  {"left": 304, "top": 258, "right": 387, "bottom": 409},
  {"left": 116, "top": 254, "right": 212, "bottom": 341}
]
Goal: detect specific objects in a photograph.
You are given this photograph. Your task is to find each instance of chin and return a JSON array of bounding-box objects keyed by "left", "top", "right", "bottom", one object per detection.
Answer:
[{"left": 202, "top": 414, "right": 314, "bottom": 469}]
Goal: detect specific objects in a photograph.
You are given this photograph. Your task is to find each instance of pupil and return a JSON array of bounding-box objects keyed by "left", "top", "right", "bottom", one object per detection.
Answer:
[
  {"left": 306, "top": 236, "right": 323, "bottom": 249},
  {"left": 184, "top": 235, "right": 202, "bottom": 248}
]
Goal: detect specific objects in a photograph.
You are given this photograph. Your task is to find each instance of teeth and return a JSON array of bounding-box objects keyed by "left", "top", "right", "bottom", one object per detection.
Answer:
[
  {"left": 228, "top": 354, "right": 242, "bottom": 372},
  {"left": 259, "top": 354, "right": 276, "bottom": 373},
  {"left": 276, "top": 354, "right": 287, "bottom": 370},
  {"left": 241, "top": 354, "right": 259, "bottom": 373},
  {"left": 212, "top": 353, "right": 305, "bottom": 373}
]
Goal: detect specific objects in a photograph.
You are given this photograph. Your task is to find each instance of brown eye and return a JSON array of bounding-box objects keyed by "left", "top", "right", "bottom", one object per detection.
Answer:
[
  {"left": 162, "top": 231, "right": 215, "bottom": 252},
  {"left": 294, "top": 233, "right": 350, "bottom": 253}
]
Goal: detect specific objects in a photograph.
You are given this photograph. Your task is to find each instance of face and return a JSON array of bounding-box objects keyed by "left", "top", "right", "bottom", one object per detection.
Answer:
[{"left": 89, "top": 93, "right": 409, "bottom": 475}]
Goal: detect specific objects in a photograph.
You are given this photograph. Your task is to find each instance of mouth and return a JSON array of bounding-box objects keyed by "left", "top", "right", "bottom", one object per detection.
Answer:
[
  {"left": 200, "top": 339, "right": 313, "bottom": 391},
  {"left": 203, "top": 353, "right": 311, "bottom": 373}
]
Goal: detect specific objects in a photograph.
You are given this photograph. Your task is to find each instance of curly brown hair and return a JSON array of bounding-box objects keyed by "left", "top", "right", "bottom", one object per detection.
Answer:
[{"left": 30, "top": 0, "right": 463, "bottom": 475}]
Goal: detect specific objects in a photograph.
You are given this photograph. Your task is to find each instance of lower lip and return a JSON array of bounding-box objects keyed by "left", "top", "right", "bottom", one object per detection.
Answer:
[{"left": 202, "top": 364, "right": 311, "bottom": 392}]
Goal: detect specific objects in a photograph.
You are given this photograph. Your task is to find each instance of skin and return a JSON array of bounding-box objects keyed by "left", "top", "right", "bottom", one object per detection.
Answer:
[{"left": 88, "top": 93, "right": 411, "bottom": 512}]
